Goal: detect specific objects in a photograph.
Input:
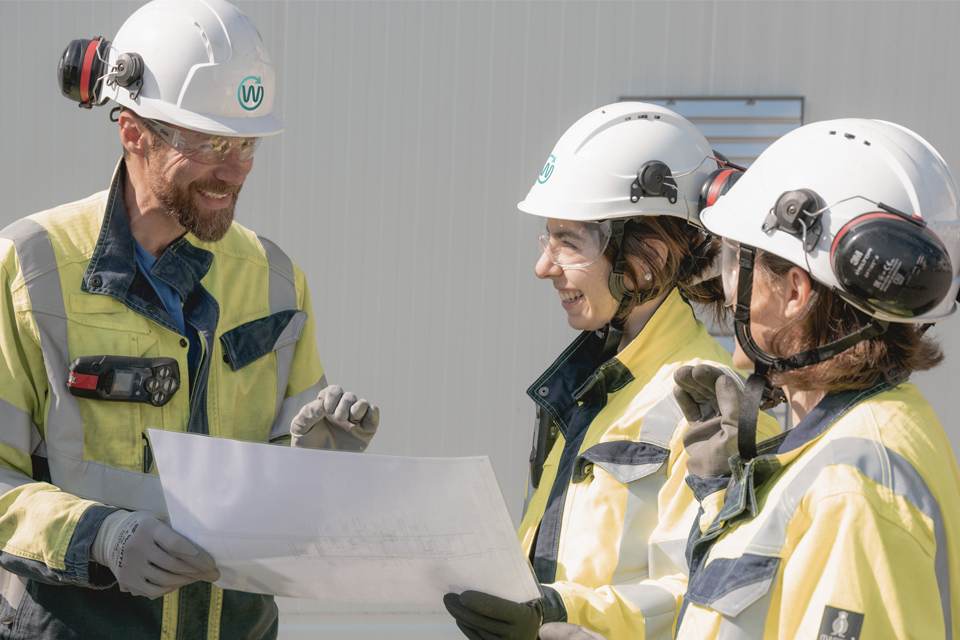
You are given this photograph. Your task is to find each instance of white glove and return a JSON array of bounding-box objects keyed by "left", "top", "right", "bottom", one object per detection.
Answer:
[
  {"left": 539, "top": 623, "right": 607, "bottom": 640},
  {"left": 290, "top": 385, "right": 379, "bottom": 451},
  {"left": 91, "top": 510, "right": 220, "bottom": 599}
]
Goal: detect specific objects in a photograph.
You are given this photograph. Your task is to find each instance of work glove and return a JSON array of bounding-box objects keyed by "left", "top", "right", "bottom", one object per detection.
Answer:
[
  {"left": 91, "top": 510, "right": 220, "bottom": 599},
  {"left": 539, "top": 623, "right": 607, "bottom": 640},
  {"left": 673, "top": 364, "right": 743, "bottom": 478},
  {"left": 290, "top": 385, "right": 380, "bottom": 452},
  {"left": 443, "top": 587, "right": 565, "bottom": 640}
]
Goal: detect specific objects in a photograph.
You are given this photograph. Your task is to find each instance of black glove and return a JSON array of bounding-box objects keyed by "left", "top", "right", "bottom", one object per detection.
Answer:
[
  {"left": 673, "top": 364, "right": 743, "bottom": 478},
  {"left": 443, "top": 587, "right": 565, "bottom": 640}
]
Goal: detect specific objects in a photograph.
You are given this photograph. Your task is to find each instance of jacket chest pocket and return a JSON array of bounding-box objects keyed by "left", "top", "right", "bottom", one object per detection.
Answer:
[
  {"left": 572, "top": 440, "right": 669, "bottom": 581},
  {"left": 66, "top": 294, "right": 164, "bottom": 471},
  {"left": 215, "top": 310, "right": 307, "bottom": 440},
  {"left": 685, "top": 553, "right": 781, "bottom": 623}
]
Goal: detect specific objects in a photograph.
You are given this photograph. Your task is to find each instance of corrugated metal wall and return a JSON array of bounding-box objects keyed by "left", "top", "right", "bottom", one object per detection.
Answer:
[{"left": 3, "top": 1, "right": 960, "bottom": 635}]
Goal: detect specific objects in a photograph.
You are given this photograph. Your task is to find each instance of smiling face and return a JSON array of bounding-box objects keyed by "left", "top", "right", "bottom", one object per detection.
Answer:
[
  {"left": 144, "top": 130, "right": 253, "bottom": 242},
  {"left": 535, "top": 218, "right": 621, "bottom": 331}
]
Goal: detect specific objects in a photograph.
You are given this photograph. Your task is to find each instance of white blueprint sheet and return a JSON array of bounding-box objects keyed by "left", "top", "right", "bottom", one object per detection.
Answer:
[{"left": 148, "top": 430, "right": 540, "bottom": 609}]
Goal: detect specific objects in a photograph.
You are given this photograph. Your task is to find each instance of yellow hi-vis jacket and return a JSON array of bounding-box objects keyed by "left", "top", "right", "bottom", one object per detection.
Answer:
[
  {"left": 0, "top": 162, "right": 324, "bottom": 639},
  {"left": 518, "top": 290, "right": 781, "bottom": 640},
  {"left": 676, "top": 379, "right": 960, "bottom": 640}
]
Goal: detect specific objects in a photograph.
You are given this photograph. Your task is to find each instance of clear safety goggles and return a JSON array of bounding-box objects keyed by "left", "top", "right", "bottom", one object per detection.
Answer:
[
  {"left": 720, "top": 238, "right": 740, "bottom": 307},
  {"left": 142, "top": 118, "right": 261, "bottom": 164},
  {"left": 538, "top": 219, "right": 613, "bottom": 268}
]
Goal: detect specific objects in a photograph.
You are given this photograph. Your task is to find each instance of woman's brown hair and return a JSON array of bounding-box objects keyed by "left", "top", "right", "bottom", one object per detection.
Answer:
[
  {"left": 757, "top": 251, "right": 943, "bottom": 391},
  {"left": 602, "top": 215, "right": 728, "bottom": 327}
]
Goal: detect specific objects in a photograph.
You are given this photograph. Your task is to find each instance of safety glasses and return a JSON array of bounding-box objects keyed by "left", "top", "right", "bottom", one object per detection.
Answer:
[
  {"left": 142, "top": 118, "right": 260, "bottom": 164},
  {"left": 538, "top": 219, "right": 613, "bottom": 269},
  {"left": 720, "top": 238, "right": 740, "bottom": 307}
]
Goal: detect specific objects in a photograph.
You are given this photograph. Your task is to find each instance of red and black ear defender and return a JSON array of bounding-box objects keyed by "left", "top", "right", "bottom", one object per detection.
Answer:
[
  {"left": 698, "top": 151, "right": 746, "bottom": 214},
  {"left": 58, "top": 38, "right": 144, "bottom": 108},
  {"left": 58, "top": 38, "right": 110, "bottom": 108},
  {"left": 830, "top": 207, "right": 953, "bottom": 319}
]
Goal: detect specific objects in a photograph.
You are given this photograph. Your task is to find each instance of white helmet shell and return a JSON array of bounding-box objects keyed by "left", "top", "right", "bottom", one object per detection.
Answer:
[
  {"left": 517, "top": 102, "right": 716, "bottom": 225},
  {"left": 103, "top": 0, "right": 282, "bottom": 136},
  {"left": 701, "top": 119, "right": 960, "bottom": 323}
]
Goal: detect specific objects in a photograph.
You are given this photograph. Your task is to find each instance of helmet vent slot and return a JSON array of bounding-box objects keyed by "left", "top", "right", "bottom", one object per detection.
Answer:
[{"left": 194, "top": 21, "right": 215, "bottom": 61}]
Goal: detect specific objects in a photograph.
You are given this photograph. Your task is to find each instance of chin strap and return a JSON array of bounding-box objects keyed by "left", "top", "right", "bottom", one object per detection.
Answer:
[{"left": 733, "top": 244, "right": 889, "bottom": 461}]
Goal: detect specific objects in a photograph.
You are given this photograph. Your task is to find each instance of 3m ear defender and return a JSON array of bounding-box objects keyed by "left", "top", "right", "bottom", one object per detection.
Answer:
[
  {"left": 58, "top": 37, "right": 144, "bottom": 108},
  {"left": 831, "top": 209, "right": 953, "bottom": 319},
  {"left": 699, "top": 151, "right": 746, "bottom": 214},
  {"left": 763, "top": 187, "right": 953, "bottom": 319}
]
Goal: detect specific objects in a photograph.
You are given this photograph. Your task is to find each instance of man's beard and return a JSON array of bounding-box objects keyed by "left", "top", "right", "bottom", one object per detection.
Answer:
[{"left": 148, "top": 164, "right": 242, "bottom": 243}]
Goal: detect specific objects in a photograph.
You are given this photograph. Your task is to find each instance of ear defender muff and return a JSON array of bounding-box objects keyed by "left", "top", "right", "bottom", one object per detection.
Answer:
[
  {"left": 58, "top": 38, "right": 144, "bottom": 108},
  {"left": 699, "top": 169, "right": 743, "bottom": 213},
  {"left": 698, "top": 151, "right": 747, "bottom": 214},
  {"left": 831, "top": 210, "right": 953, "bottom": 318},
  {"left": 58, "top": 38, "right": 111, "bottom": 108},
  {"left": 631, "top": 161, "right": 678, "bottom": 204}
]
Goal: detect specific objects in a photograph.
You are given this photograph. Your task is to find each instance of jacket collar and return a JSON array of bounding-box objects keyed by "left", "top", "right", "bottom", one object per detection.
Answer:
[
  {"left": 527, "top": 289, "right": 698, "bottom": 435},
  {"left": 81, "top": 160, "right": 214, "bottom": 303}
]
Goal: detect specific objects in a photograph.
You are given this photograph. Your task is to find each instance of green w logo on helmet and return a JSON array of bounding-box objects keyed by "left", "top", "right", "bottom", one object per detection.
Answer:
[
  {"left": 238, "top": 76, "right": 265, "bottom": 111},
  {"left": 538, "top": 155, "right": 557, "bottom": 184}
]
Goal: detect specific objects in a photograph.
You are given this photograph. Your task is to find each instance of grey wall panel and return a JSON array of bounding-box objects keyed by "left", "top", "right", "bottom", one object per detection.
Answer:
[{"left": 3, "top": 2, "right": 960, "bottom": 630}]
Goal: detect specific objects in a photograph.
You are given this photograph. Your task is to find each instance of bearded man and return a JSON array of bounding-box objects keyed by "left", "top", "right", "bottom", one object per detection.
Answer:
[{"left": 0, "top": 1, "right": 378, "bottom": 637}]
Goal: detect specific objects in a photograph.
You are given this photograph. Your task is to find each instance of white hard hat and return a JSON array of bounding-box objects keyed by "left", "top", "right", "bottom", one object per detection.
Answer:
[
  {"left": 518, "top": 102, "right": 718, "bottom": 226},
  {"left": 702, "top": 119, "right": 960, "bottom": 323},
  {"left": 102, "top": 0, "right": 282, "bottom": 137}
]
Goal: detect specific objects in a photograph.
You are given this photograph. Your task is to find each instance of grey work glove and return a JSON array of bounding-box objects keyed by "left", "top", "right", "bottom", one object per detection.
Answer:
[
  {"left": 443, "top": 588, "right": 565, "bottom": 640},
  {"left": 539, "top": 623, "right": 607, "bottom": 640},
  {"left": 91, "top": 510, "right": 220, "bottom": 599},
  {"left": 673, "top": 364, "right": 743, "bottom": 478},
  {"left": 290, "top": 385, "right": 379, "bottom": 452}
]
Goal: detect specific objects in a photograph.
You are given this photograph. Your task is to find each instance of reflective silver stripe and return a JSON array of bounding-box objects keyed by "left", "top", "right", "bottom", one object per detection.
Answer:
[
  {"left": 0, "top": 465, "right": 33, "bottom": 495},
  {"left": 717, "top": 581, "right": 777, "bottom": 640},
  {"left": 3, "top": 219, "right": 83, "bottom": 461},
  {"left": 272, "top": 310, "right": 308, "bottom": 434},
  {"left": 0, "top": 398, "right": 41, "bottom": 455},
  {"left": 48, "top": 452, "right": 166, "bottom": 513},
  {"left": 268, "top": 378, "right": 324, "bottom": 442},
  {"left": 638, "top": 394, "right": 684, "bottom": 448},
  {"left": 616, "top": 582, "right": 677, "bottom": 640},
  {"left": 3, "top": 220, "right": 165, "bottom": 512},
  {"left": 258, "top": 235, "right": 304, "bottom": 430},
  {"left": 615, "top": 457, "right": 668, "bottom": 585},
  {"left": 739, "top": 436, "right": 951, "bottom": 638},
  {"left": 258, "top": 235, "right": 297, "bottom": 315},
  {"left": 650, "top": 537, "right": 690, "bottom": 576}
]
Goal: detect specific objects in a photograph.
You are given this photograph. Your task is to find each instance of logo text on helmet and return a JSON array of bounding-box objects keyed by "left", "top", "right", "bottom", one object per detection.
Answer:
[
  {"left": 238, "top": 76, "right": 265, "bottom": 111},
  {"left": 538, "top": 155, "right": 557, "bottom": 184}
]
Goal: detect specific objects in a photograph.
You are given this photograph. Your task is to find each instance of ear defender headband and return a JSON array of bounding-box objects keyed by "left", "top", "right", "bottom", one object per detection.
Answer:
[{"left": 58, "top": 37, "right": 144, "bottom": 108}]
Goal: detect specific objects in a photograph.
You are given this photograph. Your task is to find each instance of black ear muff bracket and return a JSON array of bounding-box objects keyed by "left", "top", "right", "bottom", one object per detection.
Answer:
[
  {"left": 107, "top": 52, "right": 144, "bottom": 100},
  {"left": 763, "top": 189, "right": 823, "bottom": 252},
  {"left": 631, "top": 161, "right": 678, "bottom": 205}
]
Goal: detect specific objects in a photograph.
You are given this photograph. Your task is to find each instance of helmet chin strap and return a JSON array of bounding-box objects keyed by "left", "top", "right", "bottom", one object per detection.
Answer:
[
  {"left": 607, "top": 217, "right": 662, "bottom": 330},
  {"left": 733, "top": 244, "right": 889, "bottom": 460}
]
